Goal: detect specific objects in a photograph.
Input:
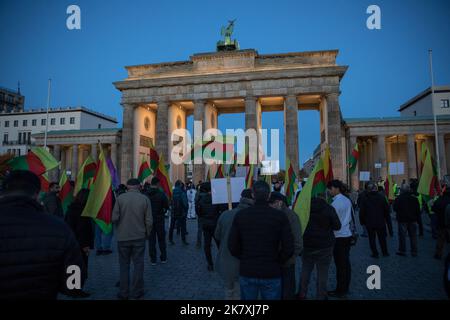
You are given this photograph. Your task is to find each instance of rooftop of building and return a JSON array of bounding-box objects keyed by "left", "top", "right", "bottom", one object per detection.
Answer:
[
  {"left": 0, "top": 106, "right": 118, "bottom": 123},
  {"left": 344, "top": 114, "right": 450, "bottom": 124},
  {"left": 398, "top": 85, "right": 450, "bottom": 111},
  {"left": 33, "top": 127, "right": 121, "bottom": 137}
]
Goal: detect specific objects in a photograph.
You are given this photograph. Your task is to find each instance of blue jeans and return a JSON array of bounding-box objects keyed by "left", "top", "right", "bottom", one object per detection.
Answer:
[
  {"left": 95, "top": 224, "right": 113, "bottom": 250},
  {"left": 239, "top": 276, "right": 281, "bottom": 300}
]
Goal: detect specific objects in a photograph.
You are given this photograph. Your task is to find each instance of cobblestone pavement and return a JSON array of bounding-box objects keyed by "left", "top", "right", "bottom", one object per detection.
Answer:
[{"left": 62, "top": 213, "right": 448, "bottom": 300}]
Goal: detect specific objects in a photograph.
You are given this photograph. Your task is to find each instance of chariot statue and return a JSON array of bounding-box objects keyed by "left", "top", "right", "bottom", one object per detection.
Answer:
[{"left": 217, "top": 19, "right": 239, "bottom": 51}]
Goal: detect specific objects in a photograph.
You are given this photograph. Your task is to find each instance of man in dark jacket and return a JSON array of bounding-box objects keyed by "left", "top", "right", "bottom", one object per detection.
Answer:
[
  {"left": 196, "top": 181, "right": 220, "bottom": 271},
  {"left": 169, "top": 180, "right": 189, "bottom": 245},
  {"left": 268, "top": 192, "right": 303, "bottom": 300},
  {"left": 299, "top": 195, "right": 341, "bottom": 300},
  {"left": 393, "top": 184, "right": 421, "bottom": 257},
  {"left": 145, "top": 177, "right": 169, "bottom": 264},
  {"left": 360, "top": 182, "right": 390, "bottom": 258},
  {"left": 43, "top": 182, "right": 64, "bottom": 217},
  {"left": 431, "top": 179, "right": 450, "bottom": 260},
  {"left": 228, "top": 181, "right": 294, "bottom": 300},
  {"left": 0, "top": 170, "right": 85, "bottom": 299}
]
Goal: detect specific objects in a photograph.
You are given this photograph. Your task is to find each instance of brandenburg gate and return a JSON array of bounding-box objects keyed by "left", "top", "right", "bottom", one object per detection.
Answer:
[{"left": 114, "top": 48, "right": 348, "bottom": 184}]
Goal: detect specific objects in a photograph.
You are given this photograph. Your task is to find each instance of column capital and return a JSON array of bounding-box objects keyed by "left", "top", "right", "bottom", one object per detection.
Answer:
[
  {"left": 325, "top": 91, "right": 340, "bottom": 98},
  {"left": 121, "top": 102, "right": 137, "bottom": 109}
]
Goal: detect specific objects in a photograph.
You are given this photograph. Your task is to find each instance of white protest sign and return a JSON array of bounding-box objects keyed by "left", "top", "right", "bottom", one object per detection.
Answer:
[
  {"left": 389, "top": 162, "right": 404, "bottom": 175},
  {"left": 211, "top": 177, "right": 245, "bottom": 204},
  {"left": 359, "top": 171, "right": 371, "bottom": 181}
]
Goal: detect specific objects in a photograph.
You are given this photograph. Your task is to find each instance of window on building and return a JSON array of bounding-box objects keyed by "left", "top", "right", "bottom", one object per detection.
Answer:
[
  {"left": 18, "top": 132, "right": 22, "bottom": 144},
  {"left": 41, "top": 118, "right": 46, "bottom": 126},
  {"left": 60, "top": 118, "right": 65, "bottom": 125},
  {"left": 32, "top": 119, "right": 37, "bottom": 126},
  {"left": 413, "top": 110, "right": 417, "bottom": 116},
  {"left": 3, "top": 133, "right": 8, "bottom": 143},
  {"left": 70, "top": 117, "right": 75, "bottom": 124},
  {"left": 17, "top": 149, "right": 21, "bottom": 156},
  {"left": 441, "top": 99, "right": 450, "bottom": 109},
  {"left": 13, "top": 120, "right": 18, "bottom": 127},
  {"left": 98, "top": 124, "right": 102, "bottom": 129},
  {"left": 50, "top": 118, "right": 56, "bottom": 125},
  {"left": 4, "top": 121, "right": 9, "bottom": 128},
  {"left": 27, "top": 132, "right": 31, "bottom": 144},
  {"left": 23, "top": 119, "right": 27, "bottom": 127}
]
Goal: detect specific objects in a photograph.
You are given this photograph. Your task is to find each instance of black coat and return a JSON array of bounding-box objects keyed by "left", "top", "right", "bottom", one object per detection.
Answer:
[
  {"left": 393, "top": 192, "right": 421, "bottom": 223},
  {"left": 65, "top": 202, "right": 94, "bottom": 249},
  {"left": 0, "top": 194, "right": 85, "bottom": 299},
  {"left": 432, "top": 191, "right": 450, "bottom": 229},
  {"left": 303, "top": 197, "right": 341, "bottom": 249},
  {"left": 196, "top": 192, "right": 220, "bottom": 228},
  {"left": 145, "top": 187, "right": 169, "bottom": 224},
  {"left": 228, "top": 202, "right": 294, "bottom": 279},
  {"left": 359, "top": 191, "right": 390, "bottom": 229},
  {"left": 42, "top": 192, "right": 64, "bottom": 217}
]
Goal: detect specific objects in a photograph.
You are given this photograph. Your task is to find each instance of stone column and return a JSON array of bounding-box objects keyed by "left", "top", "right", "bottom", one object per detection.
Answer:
[
  {"left": 91, "top": 143, "right": 97, "bottom": 161},
  {"left": 407, "top": 134, "right": 417, "bottom": 179},
  {"left": 438, "top": 133, "right": 447, "bottom": 177},
  {"left": 71, "top": 144, "right": 78, "bottom": 179},
  {"left": 53, "top": 144, "right": 61, "bottom": 181},
  {"left": 349, "top": 136, "right": 359, "bottom": 190},
  {"left": 367, "top": 139, "right": 373, "bottom": 179},
  {"left": 245, "top": 95, "right": 260, "bottom": 165},
  {"left": 193, "top": 100, "right": 205, "bottom": 184},
  {"left": 60, "top": 146, "right": 66, "bottom": 175},
  {"left": 284, "top": 95, "right": 299, "bottom": 174},
  {"left": 120, "top": 103, "right": 135, "bottom": 183},
  {"left": 156, "top": 100, "right": 170, "bottom": 164},
  {"left": 377, "top": 135, "right": 387, "bottom": 179},
  {"left": 325, "top": 93, "right": 344, "bottom": 180},
  {"left": 110, "top": 143, "right": 117, "bottom": 168}
]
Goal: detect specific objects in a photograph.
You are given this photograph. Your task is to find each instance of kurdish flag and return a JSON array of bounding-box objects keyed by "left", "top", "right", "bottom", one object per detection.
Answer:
[
  {"left": 82, "top": 145, "right": 114, "bottom": 234},
  {"left": 228, "top": 153, "right": 238, "bottom": 176},
  {"left": 138, "top": 156, "right": 151, "bottom": 183},
  {"left": 203, "top": 135, "right": 235, "bottom": 163},
  {"left": 384, "top": 174, "right": 396, "bottom": 202},
  {"left": 149, "top": 142, "right": 159, "bottom": 173},
  {"left": 293, "top": 158, "right": 326, "bottom": 234},
  {"left": 215, "top": 164, "right": 225, "bottom": 178},
  {"left": 284, "top": 157, "right": 298, "bottom": 206},
  {"left": 155, "top": 154, "right": 173, "bottom": 199},
  {"left": 348, "top": 143, "right": 359, "bottom": 174},
  {"left": 59, "top": 171, "right": 73, "bottom": 215},
  {"left": 183, "top": 139, "right": 214, "bottom": 163},
  {"left": 323, "top": 145, "right": 334, "bottom": 183},
  {"left": 246, "top": 164, "right": 255, "bottom": 188},
  {"left": 38, "top": 172, "right": 50, "bottom": 202},
  {"left": 8, "top": 147, "right": 59, "bottom": 176},
  {"left": 74, "top": 155, "right": 97, "bottom": 196},
  {"left": 418, "top": 149, "right": 441, "bottom": 198}
]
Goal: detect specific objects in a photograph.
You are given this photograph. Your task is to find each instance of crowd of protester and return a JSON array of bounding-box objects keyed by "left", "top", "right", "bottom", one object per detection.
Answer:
[{"left": 0, "top": 169, "right": 449, "bottom": 300}]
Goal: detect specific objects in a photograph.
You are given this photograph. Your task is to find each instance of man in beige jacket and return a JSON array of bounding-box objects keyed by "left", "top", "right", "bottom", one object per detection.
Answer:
[{"left": 112, "top": 178, "right": 153, "bottom": 300}]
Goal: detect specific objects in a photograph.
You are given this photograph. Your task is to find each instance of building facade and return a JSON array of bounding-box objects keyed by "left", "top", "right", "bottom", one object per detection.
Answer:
[
  {"left": 0, "top": 86, "right": 24, "bottom": 113},
  {"left": 0, "top": 106, "right": 118, "bottom": 156},
  {"left": 114, "top": 48, "right": 348, "bottom": 184}
]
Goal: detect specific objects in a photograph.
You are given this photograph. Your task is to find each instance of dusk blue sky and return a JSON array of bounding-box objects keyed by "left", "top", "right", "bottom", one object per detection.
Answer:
[{"left": 1, "top": 0, "right": 449, "bottom": 168}]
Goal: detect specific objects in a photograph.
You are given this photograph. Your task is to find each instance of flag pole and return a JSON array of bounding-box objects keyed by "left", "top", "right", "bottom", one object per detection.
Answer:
[
  {"left": 44, "top": 78, "right": 51, "bottom": 149},
  {"left": 428, "top": 49, "right": 441, "bottom": 180}
]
